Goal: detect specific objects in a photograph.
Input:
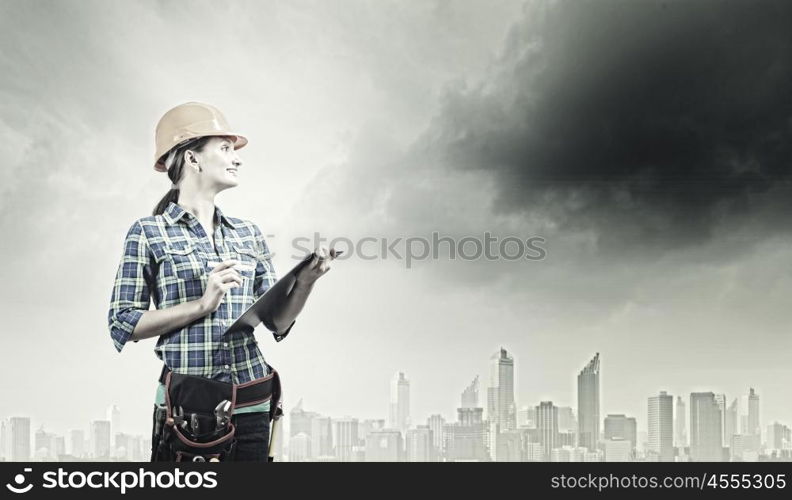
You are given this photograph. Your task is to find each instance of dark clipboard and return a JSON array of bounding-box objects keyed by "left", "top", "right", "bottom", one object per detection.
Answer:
[{"left": 223, "top": 252, "right": 318, "bottom": 339}]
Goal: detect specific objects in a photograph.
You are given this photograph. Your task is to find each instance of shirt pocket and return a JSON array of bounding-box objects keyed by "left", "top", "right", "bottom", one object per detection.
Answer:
[
  {"left": 232, "top": 244, "right": 259, "bottom": 281},
  {"left": 163, "top": 243, "right": 204, "bottom": 281}
]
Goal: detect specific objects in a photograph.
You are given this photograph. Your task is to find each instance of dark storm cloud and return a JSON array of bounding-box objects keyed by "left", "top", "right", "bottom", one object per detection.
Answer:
[{"left": 423, "top": 0, "right": 792, "bottom": 250}]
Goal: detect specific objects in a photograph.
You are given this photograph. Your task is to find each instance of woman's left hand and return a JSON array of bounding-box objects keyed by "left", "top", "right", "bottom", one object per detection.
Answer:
[{"left": 295, "top": 246, "right": 339, "bottom": 288}]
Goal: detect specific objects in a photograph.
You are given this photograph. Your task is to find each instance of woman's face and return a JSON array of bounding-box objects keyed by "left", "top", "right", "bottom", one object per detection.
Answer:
[{"left": 189, "top": 135, "right": 242, "bottom": 190}]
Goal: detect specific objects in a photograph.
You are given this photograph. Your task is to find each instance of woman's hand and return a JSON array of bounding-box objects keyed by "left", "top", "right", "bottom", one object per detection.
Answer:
[
  {"left": 295, "top": 246, "right": 339, "bottom": 289},
  {"left": 199, "top": 260, "right": 243, "bottom": 313}
]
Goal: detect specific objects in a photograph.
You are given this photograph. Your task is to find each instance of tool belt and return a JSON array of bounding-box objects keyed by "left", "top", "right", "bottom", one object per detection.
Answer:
[{"left": 151, "top": 365, "right": 282, "bottom": 462}]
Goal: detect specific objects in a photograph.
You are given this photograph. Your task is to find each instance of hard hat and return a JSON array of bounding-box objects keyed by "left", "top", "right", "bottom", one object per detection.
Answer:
[{"left": 153, "top": 102, "right": 248, "bottom": 172}]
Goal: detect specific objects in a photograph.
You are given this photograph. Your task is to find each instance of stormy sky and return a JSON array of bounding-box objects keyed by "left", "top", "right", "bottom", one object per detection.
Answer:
[{"left": 1, "top": 0, "right": 791, "bottom": 444}]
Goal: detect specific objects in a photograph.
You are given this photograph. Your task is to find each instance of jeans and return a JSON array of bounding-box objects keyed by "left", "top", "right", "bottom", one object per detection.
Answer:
[
  {"left": 151, "top": 405, "right": 272, "bottom": 462},
  {"left": 230, "top": 411, "right": 272, "bottom": 462}
]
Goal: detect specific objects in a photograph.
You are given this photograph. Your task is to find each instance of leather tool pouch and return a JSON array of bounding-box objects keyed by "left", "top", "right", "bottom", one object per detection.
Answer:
[{"left": 154, "top": 371, "right": 237, "bottom": 462}]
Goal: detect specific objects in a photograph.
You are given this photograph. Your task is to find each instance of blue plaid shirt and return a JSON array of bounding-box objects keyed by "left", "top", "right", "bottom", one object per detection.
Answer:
[{"left": 108, "top": 201, "right": 293, "bottom": 384}]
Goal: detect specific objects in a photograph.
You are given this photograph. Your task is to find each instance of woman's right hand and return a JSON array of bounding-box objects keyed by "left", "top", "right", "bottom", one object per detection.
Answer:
[{"left": 199, "top": 260, "right": 243, "bottom": 313}]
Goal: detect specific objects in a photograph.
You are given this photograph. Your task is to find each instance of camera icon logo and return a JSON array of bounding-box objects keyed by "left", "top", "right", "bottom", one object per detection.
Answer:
[{"left": 5, "top": 468, "right": 34, "bottom": 494}]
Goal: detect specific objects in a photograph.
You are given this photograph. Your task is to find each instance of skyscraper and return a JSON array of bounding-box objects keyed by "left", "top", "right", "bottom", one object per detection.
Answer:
[
  {"left": 743, "top": 388, "right": 761, "bottom": 452},
  {"left": 334, "top": 417, "right": 360, "bottom": 462},
  {"left": 690, "top": 392, "right": 723, "bottom": 462},
  {"left": 289, "top": 399, "right": 320, "bottom": 459},
  {"left": 447, "top": 408, "right": 488, "bottom": 461},
  {"left": 766, "top": 422, "right": 790, "bottom": 452},
  {"left": 604, "top": 438, "right": 632, "bottom": 462},
  {"left": 604, "top": 414, "right": 637, "bottom": 451},
  {"left": 35, "top": 426, "right": 55, "bottom": 460},
  {"left": 537, "top": 401, "right": 559, "bottom": 461},
  {"left": 747, "top": 388, "right": 760, "bottom": 438},
  {"left": 577, "top": 353, "right": 600, "bottom": 451},
  {"left": 648, "top": 391, "right": 674, "bottom": 462},
  {"left": 69, "top": 429, "right": 85, "bottom": 459},
  {"left": 106, "top": 405, "right": 121, "bottom": 441},
  {"left": 10, "top": 417, "right": 30, "bottom": 462},
  {"left": 365, "top": 429, "right": 402, "bottom": 462},
  {"left": 289, "top": 399, "right": 319, "bottom": 437},
  {"left": 311, "top": 416, "right": 333, "bottom": 459},
  {"left": 557, "top": 407, "right": 576, "bottom": 433},
  {"left": 674, "top": 396, "right": 687, "bottom": 448},
  {"left": 406, "top": 426, "right": 434, "bottom": 462},
  {"left": 461, "top": 376, "right": 479, "bottom": 409},
  {"left": 487, "top": 348, "right": 516, "bottom": 432},
  {"left": 427, "top": 414, "right": 446, "bottom": 457},
  {"left": 91, "top": 420, "right": 111, "bottom": 459},
  {"left": 517, "top": 406, "right": 537, "bottom": 428},
  {"left": 389, "top": 372, "right": 410, "bottom": 435},
  {"left": 724, "top": 398, "right": 739, "bottom": 452},
  {"left": 714, "top": 394, "right": 727, "bottom": 446},
  {"left": 0, "top": 419, "right": 8, "bottom": 460},
  {"left": 289, "top": 433, "right": 311, "bottom": 462}
]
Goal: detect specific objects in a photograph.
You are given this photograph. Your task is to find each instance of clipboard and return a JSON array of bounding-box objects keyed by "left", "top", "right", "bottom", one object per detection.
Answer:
[{"left": 223, "top": 251, "right": 336, "bottom": 338}]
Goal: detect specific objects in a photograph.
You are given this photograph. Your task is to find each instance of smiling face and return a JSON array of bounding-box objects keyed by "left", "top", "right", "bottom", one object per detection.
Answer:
[{"left": 184, "top": 135, "right": 243, "bottom": 191}]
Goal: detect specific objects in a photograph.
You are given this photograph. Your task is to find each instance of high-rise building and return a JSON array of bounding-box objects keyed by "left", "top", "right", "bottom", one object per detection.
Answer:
[
  {"left": 34, "top": 426, "right": 55, "bottom": 460},
  {"left": 53, "top": 436, "right": 66, "bottom": 459},
  {"left": 690, "top": 392, "right": 723, "bottom": 462},
  {"left": 69, "top": 430, "right": 85, "bottom": 458},
  {"left": 577, "top": 353, "right": 600, "bottom": 451},
  {"left": 487, "top": 348, "right": 516, "bottom": 432},
  {"left": 537, "top": 401, "right": 559, "bottom": 461},
  {"left": 604, "top": 438, "right": 632, "bottom": 462},
  {"left": 114, "top": 433, "right": 133, "bottom": 460},
  {"left": 289, "top": 433, "right": 311, "bottom": 462},
  {"left": 444, "top": 408, "right": 487, "bottom": 461},
  {"left": 289, "top": 399, "right": 311, "bottom": 435},
  {"left": 106, "top": 405, "right": 121, "bottom": 444},
  {"left": 0, "top": 419, "right": 8, "bottom": 460},
  {"left": 91, "top": 420, "right": 111, "bottom": 459},
  {"left": 289, "top": 399, "right": 321, "bottom": 459},
  {"left": 766, "top": 422, "right": 790, "bottom": 452},
  {"left": 648, "top": 392, "right": 674, "bottom": 462},
  {"left": 524, "top": 441, "right": 544, "bottom": 461},
  {"left": 334, "top": 418, "right": 360, "bottom": 462},
  {"left": 427, "top": 415, "right": 445, "bottom": 456},
  {"left": 604, "top": 414, "right": 637, "bottom": 450},
  {"left": 389, "top": 372, "right": 410, "bottom": 435},
  {"left": 747, "top": 388, "right": 760, "bottom": 439},
  {"left": 558, "top": 407, "right": 576, "bottom": 433},
  {"left": 359, "top": 419, "right": 385, "bottom": 441},
  {"left": 406, "top": 426, "right": 434, "bottom": 461},
  {"left": 10, "top": 417, "right": 31, "bottom": 462},
  {"left": 724, "top": 398, "right": 739, "bottom": 452},
  {"left": 461, "top": 376, "right": 479, "bottom": 409},
  {"left": 494, "top": 429, "right": 523, "bottom": 462},
  {"left": 675, "top": 396, "right": 687, "bottom": 448},
  {"left": 714, "top": 394, "right": 727, "bottom": 446},
  {"left": 517, "top": 406, "right": 537, "bottom": 428},
  {"left": 365, "top": 429, "right": 402, "bottom": 462},
  {"left": 311, "top": 416, "right": 333, "bottom": 459}
]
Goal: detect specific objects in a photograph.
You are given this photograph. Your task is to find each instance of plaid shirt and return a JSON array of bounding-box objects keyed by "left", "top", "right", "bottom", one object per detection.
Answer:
[{"left": 108, "top": 201, "right": 293, "bottom": 384}]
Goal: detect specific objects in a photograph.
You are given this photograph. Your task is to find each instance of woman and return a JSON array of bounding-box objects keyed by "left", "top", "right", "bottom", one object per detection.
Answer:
[{"left": 108, "top": 102, "right": 336, "bottom": 461}]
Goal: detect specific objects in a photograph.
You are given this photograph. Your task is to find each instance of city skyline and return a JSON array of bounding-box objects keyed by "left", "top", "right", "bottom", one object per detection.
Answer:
[{"left": 2, "top": 349, "right": 789, "bottom": 462}]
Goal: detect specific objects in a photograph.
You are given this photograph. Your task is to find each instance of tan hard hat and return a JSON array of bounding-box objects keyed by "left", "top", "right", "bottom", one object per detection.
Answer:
[{"left": 153, "top": 102, "right": 248, "bottom": 172}]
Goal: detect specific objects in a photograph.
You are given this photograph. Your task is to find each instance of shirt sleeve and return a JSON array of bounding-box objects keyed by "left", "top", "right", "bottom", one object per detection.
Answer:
[
  {"left": 108, "top": 220, "right": 153, "bottom": 353},
  {"left": 252, "top": 223, "right": 295, "bottom": 341}
]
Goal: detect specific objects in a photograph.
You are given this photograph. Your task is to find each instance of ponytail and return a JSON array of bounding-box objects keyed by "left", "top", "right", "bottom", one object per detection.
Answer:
[
  {"left": 151, "top": 136, "right": 212, "bottom": 216},
  {"left": 153, "top": 188, "right": 180, "bottom": 216}
]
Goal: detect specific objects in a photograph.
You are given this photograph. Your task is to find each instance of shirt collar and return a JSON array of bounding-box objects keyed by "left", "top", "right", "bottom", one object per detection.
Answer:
[{"left": 163, "top": 201, "right": 239, "bottom": 229}]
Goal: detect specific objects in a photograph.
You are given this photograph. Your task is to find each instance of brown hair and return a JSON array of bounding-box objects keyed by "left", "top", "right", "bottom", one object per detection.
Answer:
[{"left": 152, "top": 136, "right": 213, "bottom": 216}]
